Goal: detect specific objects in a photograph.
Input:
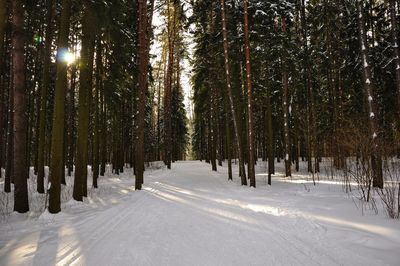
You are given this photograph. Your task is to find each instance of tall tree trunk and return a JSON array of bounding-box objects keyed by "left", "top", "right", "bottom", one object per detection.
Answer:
[
  {"left": 164, "top": 0, "right": 176, "bottom": 170},
  {"left": 92, "top": 37, "right": 102, "bottom": 188},
  {"left": 243, "top": 0, "right": 255, "bottom": 187},
  {"left": 281, "top": 17, "right": 291, "bottom": 178},
  {"left": 0, "top": 0, "right": 6, "bottom": 179},
  {"left": 224, "top": 93, "right": 233, "bottom": 180},
  {"left": 357, "top": 0, "right": 383, "bottom": 188},
  {"left": 220, "top": 0, "right": 247, "bottom": 185},
  {"left": 100, "top": 73, "right": 106, "bottom": 176},
  {"left": 266, "top": 88, "right": 274, "bottom": 184},
  {"left": 210, "top": 91, "right": 217, "bottom": 171},
  {"left": 282, "top": 69, "right": 291, "bottom": 177},
  {"left": 12, "top": 0, "right": 29, "bottom": 213},
  {"left": 135, "top": 0, "right": 154, "bottom": 190},
  {"left": 389, "top": 0, "right": 400, "bottom": 125},
  {"left": 300, "top": 0, "right": 317, "bottom": 177},
  {"left": 37, "top": 0, "right": 55, "bottom": 194},
  {"left": 4, "top": 74, "right": 13, "bottom": 193},
  {"left": 74, "top": 2, "right": 96, "bottom": 200},
  {"left": 48, "top": 0, "right": 71, "bottom": 213},
  {"left": 67, "top": 54, "right": 77, "bottom": 177}
]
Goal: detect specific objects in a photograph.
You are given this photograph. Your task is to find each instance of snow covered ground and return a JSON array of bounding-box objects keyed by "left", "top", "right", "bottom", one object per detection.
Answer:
[{"left": 0, "top": 160, "right": 399, "bottom": 266}]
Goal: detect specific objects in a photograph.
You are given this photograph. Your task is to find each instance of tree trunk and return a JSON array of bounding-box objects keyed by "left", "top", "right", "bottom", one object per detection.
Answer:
[
  {"left": 92, "top": 37, "right": 102, "bottom": 188},
  {"left": 282, "top": 69, "right": 291, "bottom": 177},
  {"left": 12, "top": 0, "right": 29, "bottom": 213},
  {"left": 357, "top": 0, "right": 383, "bottom": 188},
  {"left": 220, "top": 0, "right": 247, "bottom": 185},
  {"left": 389, "top": 0, "right": 400, "bottom": 125},
  {"left": 210, "top": 82, "right": 217, "bottom": 171},
  {"left": 4, "top": 75, "right": 13, "bottom": 193},
  {"left": 224, "top": 92, "right": 233, "bottom": 180},
  {"left": 0, "top": 0, "right": 6, "bottom": 179},
  {"left": 48, "top": 0, "right": 71, "bottom": 213},
  {"left": 164, "top": 0, "right": 177, "bottom": 170},
  {"left": 37, "top": 0, "right": 55, "bottom": 194},
  {"left": 67, "top": 54, "right": 77, "bottom": 177},
  {"left": 135, "top": 0, "right": 154, "bottom": 190},
  {"left": 243, "top": 0, "right": 255, "bottom": 187},
  {"left": 74, "top": 2, "right": 96, "bottom": 200},
  {"left": 266, "top": 88, "right": 274, "bottom": 184},
  {"left": 100, "top": 74, "right": 106, "bottom": 176}
]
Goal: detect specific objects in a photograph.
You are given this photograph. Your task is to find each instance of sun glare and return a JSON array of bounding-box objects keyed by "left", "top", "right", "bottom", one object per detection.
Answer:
[
  {"left": 58, "top": 49, "right": 76, "bottom": 65},
  {"left": 63, "top": 51, "right": 76, "bottom": 65}
]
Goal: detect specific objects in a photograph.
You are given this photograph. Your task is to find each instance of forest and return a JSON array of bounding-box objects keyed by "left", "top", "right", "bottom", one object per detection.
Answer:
[
  {"left": 0, "top": 0, "right": 400, "bottom": 264},
  {"left": 0, "top": 0, "right": 399, "bottom": 211}
]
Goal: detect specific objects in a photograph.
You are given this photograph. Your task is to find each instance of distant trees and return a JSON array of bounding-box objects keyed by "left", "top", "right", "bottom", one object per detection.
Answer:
[{"left": 191, "top": 0, "right": 399, "bottom": 186}]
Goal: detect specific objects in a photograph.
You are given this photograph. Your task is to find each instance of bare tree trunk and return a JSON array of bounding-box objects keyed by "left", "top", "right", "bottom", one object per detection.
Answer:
[
  {"left": 92, "top": 37, "right": 102, "bottom": 188},
  {"left": 135, "top": 0, "right": 154, "bottom": 190},
  {"left": 37, "top": 0, "right": 55, "bottom": 194},
  {"left": 266, "top": 88, "right": 274, "bottom": 184},
  {"left": 67, "top": 46, "right": 77, "bottom": 177},
  {"left": 389, "top": 0, "right": 400, "bottom": 125},
  {"left": 224, "top": 94, "right": 232, "bottom": 180},
  {"left": 243, "top": 0, "right": 255, "bottom": 187},
  {"left": 48, "top": 0, "right": 71, "bottom": 213},
  {"left": 12, "top": 0, "right": 29, "bottom": 213},
  {"left": 300, "top": 0, "right": 317, "bottom": 178},
  {"left": 4, "top": 73, "right": 13, "bottom": 193},
  {"left": 357, "top": 0, "right": 383, "bottom": 188},
  {"left": 220, "top": 0, "right": 247, "bottom": 185},
  {"left": 0, "top": 0, "right": 6, "bottom": 179},
  {"left": 282, "top": 68, "right": 291, "bottom": 177},
  {"left": 164, "top": 0, "right": 176, "bottom": 170},
  {"left": 74, "top": 2, "right": 96, "bottom": 200}
]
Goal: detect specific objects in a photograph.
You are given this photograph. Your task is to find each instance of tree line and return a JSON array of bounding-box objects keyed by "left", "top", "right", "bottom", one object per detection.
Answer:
[
  {"left": 191, "top": 0, "right": 400, "bottom": 188},
  {"left": 0, "top": 0, "right": 188, "bottom": 214}
]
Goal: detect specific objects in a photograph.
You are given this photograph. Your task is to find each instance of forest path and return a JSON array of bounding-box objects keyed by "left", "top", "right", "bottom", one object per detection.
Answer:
[{"left": 1, "top": 161, "right": 399, "bottom": 265}]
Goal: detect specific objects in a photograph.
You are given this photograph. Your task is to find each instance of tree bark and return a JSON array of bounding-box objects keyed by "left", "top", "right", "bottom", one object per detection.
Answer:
[
  {"left": 37, "top": 0, "right": 55, "bottom": 194},
  {"left": 74, "top": 2, "right": 96, "bottom": 200},
  {"left": 282, "top": 69, "right": 291, "bottom": 177},
  {"left": 0, "top": 0, "right": 6, "bottom": 179},
  {"left": 164, "top": 0, "right": 177, "bottom": 170},
  {"left": 243, "top": 0, "right": 255, "bottom": 187},
  {"left": 12, "top": 0, "right": 29, "bottom": 213},
  {"left": 135, "top": 0, "right": 154, "bottom": 190},
  {"left": 48, "top": 0, "right": 71, "bottom": 213},
  {"left": 92, "top": 37, "right": 102, "bottom": 188},
  {"left": 220, "top": 0, "right": 247, "bottom": 185},
  {"left": 389, "top": 0, "right": 400, "bottom": 125},
  {"left": 357, "top": 0, "right": 383, "bottom": 188}
]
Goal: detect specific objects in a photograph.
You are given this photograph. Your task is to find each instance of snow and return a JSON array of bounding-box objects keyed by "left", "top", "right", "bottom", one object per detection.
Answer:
[{"left": 1, "top": 161, "right": 399, "bottom": 266}]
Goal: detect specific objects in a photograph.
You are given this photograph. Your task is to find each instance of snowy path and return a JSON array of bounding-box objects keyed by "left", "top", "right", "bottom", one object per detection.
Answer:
[{"left": 1, "top": 161, "right": 399, "bottom": 266}]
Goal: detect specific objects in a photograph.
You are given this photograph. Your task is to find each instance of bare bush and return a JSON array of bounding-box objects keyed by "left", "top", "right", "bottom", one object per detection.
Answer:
[
  {"left": 376, "top": 159, "right": 400, "bottom": 219},
  {"left": 338, "top": 121, "right": 375, "bottom": 202}
]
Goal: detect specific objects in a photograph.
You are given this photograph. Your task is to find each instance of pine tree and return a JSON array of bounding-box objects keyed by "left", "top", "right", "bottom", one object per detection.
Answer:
[
  {"left": 220, "top": 0, "right": 247, "bottom": 185},
  {"left": 48, "top": 0, "right": 71, "bottom": 213},
  {"left": 243, "top": 0, "right": 256, "bottom": 187},
  {"left": 12, "top": 0, "right": 29, "bottom": 213}
]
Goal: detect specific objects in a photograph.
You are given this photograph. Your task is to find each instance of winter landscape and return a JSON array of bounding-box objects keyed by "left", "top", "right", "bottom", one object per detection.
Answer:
[{"left": 1, "top": 0, "right": 400, "bottom": 265}]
